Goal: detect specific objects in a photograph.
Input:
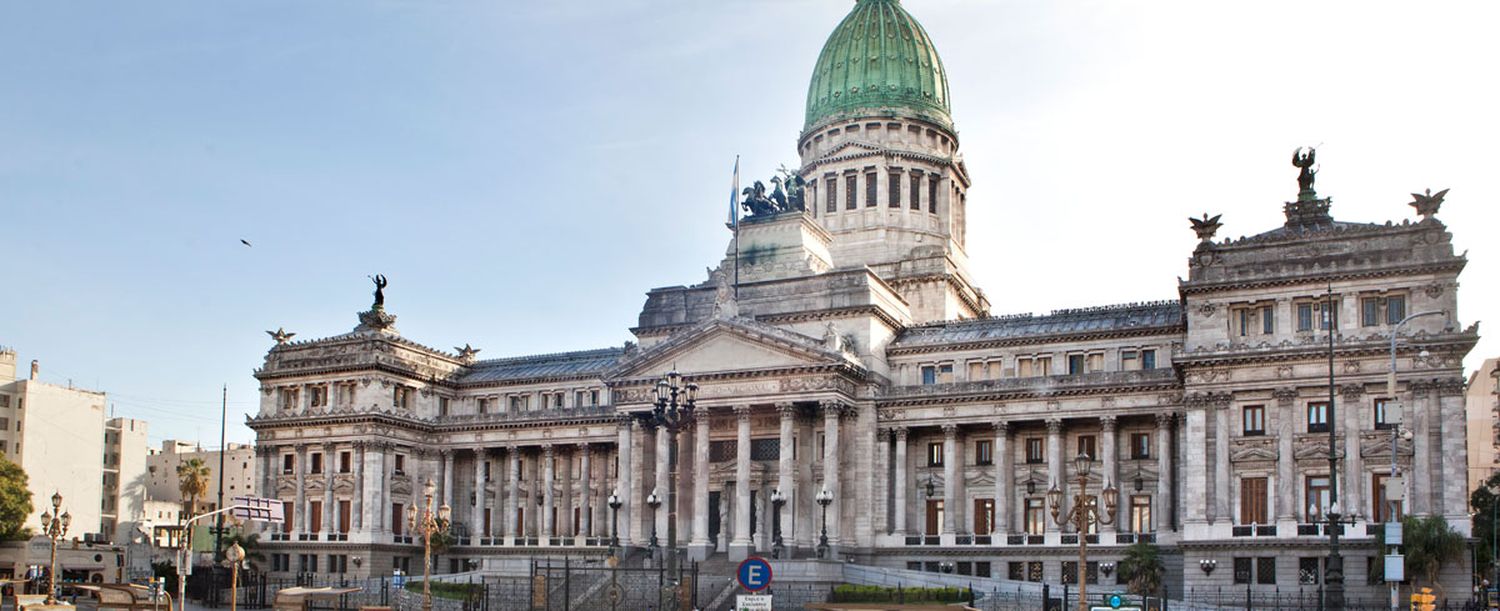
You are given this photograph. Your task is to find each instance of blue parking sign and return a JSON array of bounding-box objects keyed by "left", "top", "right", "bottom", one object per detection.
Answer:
[{"left": 737, "top": 557, "right": 773, "bottom": 592}]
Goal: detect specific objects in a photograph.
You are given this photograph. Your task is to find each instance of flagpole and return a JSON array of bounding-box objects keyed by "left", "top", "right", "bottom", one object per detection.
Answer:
[{"left": 731, "top": 155, "right": 741, "bottom": 300}]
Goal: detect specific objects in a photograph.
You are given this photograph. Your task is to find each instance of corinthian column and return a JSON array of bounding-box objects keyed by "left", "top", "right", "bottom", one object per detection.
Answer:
[
  {"left": 1213, "top": 395, "right": 1231, "bottom": 524},
  {"left": 578, "top": 443, "right": 592, "bottom": 538},
  {"left": 1274, "top": 389, "right": 1297, "bottom": 524},
  {"left": 1340, "top": 384, "right": 1365, "bottom": 519},
  {"left": 730, "top": 405, "right": 754, "bottom": 560},
  {"left": 993, "top": 422, "right": 1011, "bottom": 536},
  {"left": 689, "top": 408, "right": 712, "bottom": 560},
  {"left": 472, "top": 448, "right": 485, "bottom": 539},
  {"left": 615, "top": 417, "right": 635, "bottom": 546},
  {"left": 894, "top": 427, "right": 909, "bottom": 536},
  {"left": 777, "top": 403, "right": 797, "bottom": 547},
  {"left": 941, "top": 424, "right": 958, "bottom": 535},
  {"left": 822, "top": 401, "right": 843, "bottom": 550},
  {"left": 1156, "top": 412, "right": 1176, "bottom": 531},
  {"left": 1099, "top": 417, "right": 1117, "bottom": 534},
  {"left": 542, "top": 444, "right": 556, "bottom": 538},
  {"left": 506, "top": 445, "right": 520, "bottom": 541}
]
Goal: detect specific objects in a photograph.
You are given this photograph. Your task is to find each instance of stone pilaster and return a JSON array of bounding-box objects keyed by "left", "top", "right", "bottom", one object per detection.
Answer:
[
  {"left": 941, "top": 424, "right": 958, "bottom": 535},
  {"left": 1212, "top": 394, "right": 1231, "bottom": 525},
  {"left": 1183, "top": 397, "right": 1209, "bottom": 528},
  {"left": 1045, "top": 418, "right": 1062, "bottom": 533},
  {"left": 1156, "top": 412, "right": 1175, "bottom": 531},
  {"left": 441, "top": 450, "right": 454, "bottom": 511},
  {"left": 615, "top": 417, "right": 635, "bottom": 546},
  {"left": 822, "top": 401, "right": 843, "bottom": 551},
  {"left": 542, "top": 444, "right": 556, "bottom": 538},
  {"left": 1099, "top": 416, "right": 1117, "bottom": 533},
  {"left": 294, "top": 444, "right": 307, "bottom": 533},
  {"left": 1339, "top": 384, "right": 1365, "bottom": 518},
  {"left": 1411, "top": 381, "right": 1433, "bottom": 515},
  {"left": 689, "top": 409, "right": 712, "bottom": 560},
  {"left": 472, "top": 448, "right": 485, "bottom": 537},
  {"left": 894, "top": 427, "right": 909, "bottom": 536},
  {"left": 1438, "top": 379, "right": 1469, "bottom": 525},
  {"left": 353, "top": 442, "right": 365, "bottom": 531},
  {"left": 579, "top": 443, "right": 592, "bottom": 538},
  {"left": 506, "top": 445, "right": 520, "bottom": 540},
  {"left": 777, "top": 403, "right": 797, "bottom": 546},
  {"left": 1274, "top": 388, "right": 1298, "bottom": 524}
]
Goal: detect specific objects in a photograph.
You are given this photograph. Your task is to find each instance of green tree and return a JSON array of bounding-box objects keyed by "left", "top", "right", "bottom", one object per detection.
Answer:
[
  {"left": 1118, "top": 541, "right": 1164, "bottom": 597},
  {"left": 1470, "top": 472, "right": 1500, "bottom": 579},
  {"left": 0, "top": 455, "right": 34, "bottom": 540},
  {"left": 1403, "top": 514, "right": 1465, "bottom": 598},
  {"left": 220, "top": 530, "right": 265, "bottom": 571},
  {"left": 176, "top": 457, "right": 211, "bottom": 516}
]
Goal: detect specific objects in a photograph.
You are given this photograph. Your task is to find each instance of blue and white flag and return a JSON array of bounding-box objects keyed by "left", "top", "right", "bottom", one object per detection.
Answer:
[{"left": 728, "top": 155, "right": 740, "bottom": 229}]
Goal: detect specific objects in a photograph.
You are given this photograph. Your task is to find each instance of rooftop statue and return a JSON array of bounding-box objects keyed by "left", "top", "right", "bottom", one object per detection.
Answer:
[
  {"left": 1409, "top": 188, "right": 1448, "bottom": 220},
  {"left": 1189, "top": 213, "right": 1223, "bottom": 243},
  {"left": 370, "top": 274, "right": 388, "bottom": 309},
  {"left": 741, "top": 180, "right": 779, "bottom": 217},
  {"left": 1292, "top": 147, "right": 1318, "bottom": 200},
  {"left": 742, "top": 167, "right": 809, "bottom": 218}
]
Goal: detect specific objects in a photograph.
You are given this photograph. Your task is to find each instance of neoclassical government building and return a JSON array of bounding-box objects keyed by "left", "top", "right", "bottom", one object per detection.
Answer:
[{"left": 249, "top": 0, "right": 1478, "bottom": 598}]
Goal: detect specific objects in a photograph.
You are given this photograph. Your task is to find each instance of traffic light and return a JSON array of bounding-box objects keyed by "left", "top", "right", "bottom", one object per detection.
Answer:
[{"left": 1411, "top": 586, "right": 1436, "bottom": 611}]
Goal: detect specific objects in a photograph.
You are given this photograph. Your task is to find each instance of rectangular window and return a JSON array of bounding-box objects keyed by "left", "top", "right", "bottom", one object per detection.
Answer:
[
  {"left": 1130, "top": 495, "right": 1152, "bottom": 533},
  {"left": 938, "top": 363, "right": 953, "bottom": 384},
  {"left": 1374, "top": 397, "right": 1395, "bottom": 430},
  {"left": 910, "top": 173, "right": 921, "bottom": 210},
  {"left": 1297, "top": 303, "right": 1314, "bottom": 331},
  {"left": 338, "top": 500, "right": 351, "bottom": 534},
  {"left": 968, "top": 361, "right": 984, "bottom": 381},
  {"left": 975, "top": 440, "right": 993, "bottom": 466},
  {"left": 552, "top": 393, "right": 564, "bottom": 408},
  {"left": 973, "top": 498, "right": 994, "bottom": 535},
  {"left": 310, "top": 453, "right": 323, "bottom": 474},
  {"left": 709, "top": 440, "right": 737, "bottom": 463},
  {"left": 1077, "top": 435, "right": 1097, "bottom": 460},
  {"left": 478, "top": 398, "right": 490, "bottom": 414},
  {"left": 308, "top": 385, "right": 326, "bottom": 408},
  {"left": 308, "top": 501, "right": 322, "bottom": 534},
  {"left": 339, "top": 451, "right": 352, "bottom": 473},
  {"left": 865, "top": 171, "right": 877, "bottom": 207},
  {"left": 1257, "top": 557, "right": 1277, "bottom": 585},
  {"left": 920, "top": 365, "right": 936, "bottom": 385},
  {"left": 282, "top": 454, "right": 295, "bottom": 475},
  {"left": 826, "top": 178, "right": 837, "bottom": 213},
  {"left": 1238, "top": 307, "right": 1251, "bottom": 337},
  {"left": 1386, "top": 295, "right": 1406, "bottom": 324},
  {"left": 1262, "top": 305, "right": 1275, "bottom": 334},
  {"left": 1068, "top": 354, "right": 1085, "bottom": 375},
  {"left": 845, "top": 175, "right": 857, "bottom": 210},
  {"left": 391, "top": 503, "right": 404, "bottom": 536},
  {"left": 394, "top": 454, "right": 406, "bottom": 475},
  {"left": 928, "top": 178, "right": 938, "bottom": 214},
  {"left": 1243, "top": 405, "right": 1266, "bottom": 436},
  {"left": 1299, "top": 557, "right": 1321, "bottom": 584},
  {"left": 1025, "top": 437, "right": 1045, "bottom": 464},
  {"left": 1121, "top": 350, "right": 1138, "bottom": 371},
  {"left": 393, "top": 386, "right": 411, "bottom": 409},
  {"left": 1141, "top": 349, "right": 1156, "bottom": 370},
  {"left": 1241, "top": 477, "right": 1268, "bottom": 525},
  {"left": 438, "top": 397, "right": 449, "bottom": 416},
  {"left": 1024, "top": 498, "right": 1045, "bottom": 535},
  {"left": 1307, "top": 401, "right": 1329, "bottom": 433},
  {"left": 1362, "top": 297, "right": 1381, "bottom": 327},
  {"left": 282, "top": 501, "right": 294, "bottom": 533},
  {"left": 1305, "top": 476, "right": 1330, "bottom": 520},
  {"left": 1130, "top": 433, "right": 1151, "bottom": 459},
  {"left": 925, "top": 500, "right": 943, "bottom": 535},
  {"left": 927, "top": 442, "right": 943, "bottom": 467},
  {"left": 1087, "top": 352, "right": 1103, "bottom": 372},
  {"left": 1017, "top": 357, "right": 1033, "bottom": 377},
  {"left": 749, "top": 438, "right": 780, "bottom": 461},
  {"left": 1234, "top": 558, "right": 1253, "bottom": 584},
  {"left": 888, "top": 172, "right": 901, "bottom": 208}
]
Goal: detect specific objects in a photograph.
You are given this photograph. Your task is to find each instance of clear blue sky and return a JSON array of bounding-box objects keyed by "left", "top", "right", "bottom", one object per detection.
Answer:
[{"left": 3, "top": 1, "right": 1496, "bottom": 447}]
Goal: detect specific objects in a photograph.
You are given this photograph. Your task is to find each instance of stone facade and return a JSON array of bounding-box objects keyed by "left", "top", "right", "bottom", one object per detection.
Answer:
[{"left": 247, "top": 0, "right": 1481, "bottom": 601}]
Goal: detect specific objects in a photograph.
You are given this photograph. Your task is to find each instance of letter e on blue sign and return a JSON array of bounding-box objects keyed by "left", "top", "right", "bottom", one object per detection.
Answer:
[{"left": 737, "top": 557, "right": 773, "bottom": 592}]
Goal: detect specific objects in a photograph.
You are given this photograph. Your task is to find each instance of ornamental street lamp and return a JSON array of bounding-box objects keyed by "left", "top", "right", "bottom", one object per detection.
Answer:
[
  {"left": 646, "top": 490, "right": 662, "bottom": 554},
  {"left": 635, "top": 370, "right": 697, "bottom": 609},
  {"left": 608, "top": 492, "right": 623, "bottom": 557},
  {"left": 405, "top": 479, "right": 451, "bottom": 611},
  {"left": 39, "top": 491, "right": 70, "bottom": 605},
  {"left": 770, "top": 489, "right": 787, "bottom": 559},
  {"left": 225, "top": 542, "right": 246, "bottom": 611},
  {"left": 816, "top": 487, "right": 834, "bottom": 559},
  {"left": 1049, "top": 452, "right": 1118, "bottom": 611}
]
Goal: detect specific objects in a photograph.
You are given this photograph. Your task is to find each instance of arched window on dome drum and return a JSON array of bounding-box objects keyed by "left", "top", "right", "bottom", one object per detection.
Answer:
[
  {"left": 888, "top": 171, "right": 901, "bottom": 208},
  {"left": 846, "top": 175, "right": 857, "bottom": 210},
  {"left": 928, "top": 178, "right": 938, "bottom": 214},
  {"left": 864, "top": 171, "right": 877, "bottom": 207},
  {"left": 910, "top": 172, "right": 922, "bottom": 210},
  {"left": 826, "top": 178, "right": 838, "bottom": 213}
]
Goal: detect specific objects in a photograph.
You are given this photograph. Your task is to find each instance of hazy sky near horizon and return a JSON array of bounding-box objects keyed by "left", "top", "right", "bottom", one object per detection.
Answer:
[{"left": 2, "top": 1, "right": 1496, "bottom": 447}]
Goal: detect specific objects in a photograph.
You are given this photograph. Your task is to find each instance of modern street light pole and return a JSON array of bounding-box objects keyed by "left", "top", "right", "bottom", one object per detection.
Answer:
[
  {"left": 636, "top": 370, "right": 698, "bottom": 609},
  {"left": 1385, "top": 309, "right": 1443, "bottom": 611},
  {"left": 39, "top": 491, "right": 70, "bottom": 605},
  {"left": 406, "top": 479, "right": 451, "bottom": 611},
  {"left": 1049, "top": 452, "right": 1118, "bottom": 611}
]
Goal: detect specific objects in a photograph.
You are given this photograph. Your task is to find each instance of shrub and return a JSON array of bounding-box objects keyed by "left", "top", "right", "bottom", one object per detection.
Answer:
[{"left": 830, "top": 584, "right": 970, "bottom": 603}]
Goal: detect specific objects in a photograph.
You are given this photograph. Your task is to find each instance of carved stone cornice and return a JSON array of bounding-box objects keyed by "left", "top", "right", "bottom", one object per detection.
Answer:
[
  {"left": 1273, "top": 388, "right": 1299, "bottom": 405},
  {"left": 1339, "top": 384, "right": 1366, "bottom": 399}
]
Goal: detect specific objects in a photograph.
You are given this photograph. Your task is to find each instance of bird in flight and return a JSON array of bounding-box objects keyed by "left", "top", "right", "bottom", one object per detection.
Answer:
[{"left": 240, "top": 239, "right": 252, "bottom": 247}]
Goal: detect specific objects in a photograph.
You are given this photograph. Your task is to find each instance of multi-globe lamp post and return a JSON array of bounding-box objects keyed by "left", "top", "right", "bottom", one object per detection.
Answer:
[
  {"left": 607, "top": 492, "right": 623, "bottom": 558},
  {"left": 405, "top": 479, "right": 451, "bottom": 611},
  {"left": 770, "top": 489, "right": 787, "bottom": 559},
  {"left": 1049, "top": 452, "right": 1118, "bottom": 611},
  {"left": 816, "top": 487, "right": 834, "bottom": 559},
  {"left": 39, "top": 491, "right": 70, "bottom": 605},
  {"left": 635, "top": 370, "right": 697, "bottom": 608}
]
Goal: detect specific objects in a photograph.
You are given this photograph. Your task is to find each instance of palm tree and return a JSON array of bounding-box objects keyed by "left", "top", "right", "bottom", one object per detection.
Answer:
[
  {"left": 176, "top": 457, "right": 212, "bottom": 517},
  {"left": 1119, "top": 541, "right": 1164, "bottom": 598},
  {"left": 1403, "top": 515, "right": 1465, "bottom": 598}
]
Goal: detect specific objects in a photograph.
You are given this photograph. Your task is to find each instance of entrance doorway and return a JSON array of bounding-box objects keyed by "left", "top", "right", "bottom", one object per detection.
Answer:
[{"left": 708, "top": 491, "right": 721, "bottom": 547}]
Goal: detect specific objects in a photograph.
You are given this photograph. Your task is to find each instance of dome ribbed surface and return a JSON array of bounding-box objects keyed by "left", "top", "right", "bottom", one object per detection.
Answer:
[{"left": 804, "top": 0, "right": 952, "bottom": 133}]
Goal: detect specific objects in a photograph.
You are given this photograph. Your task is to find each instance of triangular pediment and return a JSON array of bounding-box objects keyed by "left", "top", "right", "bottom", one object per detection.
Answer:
[
  {"left": 608, "top": 316, "right": 853, "bottom": 380},
  {"left": 814, "top": 140, "right": 884, "bottom": 164}
]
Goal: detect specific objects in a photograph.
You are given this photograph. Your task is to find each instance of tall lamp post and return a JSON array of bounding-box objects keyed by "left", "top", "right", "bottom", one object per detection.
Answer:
[
  {"left": 770, "top": 489, "right": 787, "bottom": 559},
  {"left": 225, "top": 542, "right": 245, "bottom": 611},
  {"left": 1049, "top": 452, "right": 1118, "bottom": 611},
  {"left": 39, "top": 491, "right": 70, "bottom": 605},
  {"left": 635, "top": 370, "right": 697, "bottom": 608},
  {"left": 816, "top": 487, "right": 834, "bottom": 559},
  {"left": 646, "top": 489, "right": 662, "bottom": 556},
  {"left": 406, "top": 479, "right": 451, "bottom": 611}
]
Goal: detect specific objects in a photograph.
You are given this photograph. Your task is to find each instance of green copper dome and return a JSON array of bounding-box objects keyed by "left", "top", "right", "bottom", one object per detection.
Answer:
[{"left": 804, "top": 0, "right": 952, "bottom": 133}]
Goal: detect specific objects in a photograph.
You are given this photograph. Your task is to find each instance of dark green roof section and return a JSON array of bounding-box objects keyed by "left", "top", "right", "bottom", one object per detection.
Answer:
[{"left": 804, "top": 0, "right": 953, "bottom": 133}]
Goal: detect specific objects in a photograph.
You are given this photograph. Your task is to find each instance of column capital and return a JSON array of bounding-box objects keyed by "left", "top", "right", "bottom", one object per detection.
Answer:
[
  {"left": 734, "top": 405, "right": 753, "bottom": 421},
  {"left": 1437, "top": 378, "right": 1467, "bottom": 397},
  {"left": 819, "top": 400, "right": 847, "bottom": 419},
  {"left": 1155, "top": 412, "right": 1175, "bottom": 427},
  {"left": 542, "top": 443, "right": 554, "bottom": 457},
  {"left": 877, "top": 427, "right": 891, "bottom": 442},
  {"left": 577, "top": 441, "right": 590, "bottom": 452},
  {"left": 1099, "top": 415, "right": 1117, "bottom": 432},
  {"left": 1045, "top": 418, "right": 1063, "bottom": 435},
  {"left": 993, "top": 420, "right": 1010, "bottom": 435},
  {"left": 776, "top": 402, "right": 798, "bottom": 417},
  {"left": 1339, "top": 383, "right": 1366, "bottom": 399},
  {"left": 1211, "top": 392, "right": 1233, "bottom": 409},
  {"left": 941, "top": 423, "right": 958, "bottom": 438},
  {"left": 616, "top": 414, "right": 635, "bottom": 430},
  {"left": 895, "top": 426, "right": 910, "bottom": 441},
  {"left": 1273, "top": 387, "right": 1299, "bottom": 404}
]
